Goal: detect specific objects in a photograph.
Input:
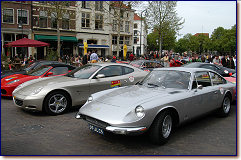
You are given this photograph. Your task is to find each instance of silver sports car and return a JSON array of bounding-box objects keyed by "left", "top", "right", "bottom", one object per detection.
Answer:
[
  {"left": 12, "top": 63, "right": 147, "bottom": 115},
  {"left": 76, "top": 67, "right": 236, "bottom": 144}
]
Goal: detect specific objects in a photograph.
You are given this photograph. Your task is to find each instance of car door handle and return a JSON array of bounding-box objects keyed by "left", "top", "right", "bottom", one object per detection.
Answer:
[{"left": 214, "top": 91, "right": 218, "bottom": 94}]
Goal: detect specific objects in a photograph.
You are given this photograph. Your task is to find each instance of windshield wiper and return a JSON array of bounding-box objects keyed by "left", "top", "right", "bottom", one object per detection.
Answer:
[{"left": 147, "top": 83, "right": 159, "bottom": 87}]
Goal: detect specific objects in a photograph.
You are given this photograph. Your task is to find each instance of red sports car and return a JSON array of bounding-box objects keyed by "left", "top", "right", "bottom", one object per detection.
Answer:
[
  {"left": 1, "top": 64, "right": 75, "bottom": 97},
  {"left": 224, "top": 73, "right": 236, "bottom": 84}
]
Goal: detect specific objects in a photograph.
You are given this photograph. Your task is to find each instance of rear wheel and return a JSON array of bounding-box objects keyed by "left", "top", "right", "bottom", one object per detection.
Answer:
[
  {"left": 149, "top": 110, "right": 173, "bottom": 145},
  {"left": 44, "top": 91, "right": 70, "bottom": 115},
  {"left": 217, "top": 96, "right": 231, "bottom": 117}
]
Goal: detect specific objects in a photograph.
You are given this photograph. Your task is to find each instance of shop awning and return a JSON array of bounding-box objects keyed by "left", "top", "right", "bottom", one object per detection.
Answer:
[
  {"left": 35, "top": 35, "right": 78, "bottom": 42},
  {"left": 79, "top": 44, "right": 109, "bottom": 48}
]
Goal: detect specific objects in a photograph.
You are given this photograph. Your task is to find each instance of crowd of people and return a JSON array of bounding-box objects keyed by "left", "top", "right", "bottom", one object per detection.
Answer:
[{"left": 2, "top": 50, "right": 236, "bottom": 71}]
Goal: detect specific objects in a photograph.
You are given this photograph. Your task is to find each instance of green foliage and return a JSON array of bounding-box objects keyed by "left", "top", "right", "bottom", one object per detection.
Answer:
[{"left": 46, "top": 49, "right": 58, "bottom": 61}]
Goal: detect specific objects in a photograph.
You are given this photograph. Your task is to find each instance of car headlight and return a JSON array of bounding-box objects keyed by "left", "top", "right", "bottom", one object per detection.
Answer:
[
  {"left": 7, "top": 79, "right": 20, "bottom": 84},
  {"left": 87, "top": 96, "right": 93, "bottom": 103},
  {"left": 135, "top": 105, "right": 145, "bottom": 118},
  {"left": 30, "top": 87, "right": 43, "bottom": 95}
]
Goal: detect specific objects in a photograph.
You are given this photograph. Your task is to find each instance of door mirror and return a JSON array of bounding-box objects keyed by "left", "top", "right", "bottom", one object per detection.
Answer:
[
  {"left": 96, "top": 74, "right": 105, "bottom": 79},
  {"left": 46, "top": 72, "right": 53, "bottom": 77},
  {"left": 197, "top": 85, "right": 203, "bottom": 89}
]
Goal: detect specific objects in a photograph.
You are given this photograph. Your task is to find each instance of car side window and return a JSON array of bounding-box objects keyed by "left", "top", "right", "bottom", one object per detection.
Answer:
[
  {"left": 202, "top": 64, "right": 218, "bottom": 71},
  {"left": 49, "top": 67, "right": 68, "bottom": 75},
  {"left": 210, "top": 72, "right": 226, "bottom": 85},
  {"left": 97, "top": 66, "right": 123, "bottom": 78},
  {"left": 195, "top": 72, "right": 211, "bottom": 87},
  {"left": 123, "top": 66, "right": 134, "bottom": 75}
]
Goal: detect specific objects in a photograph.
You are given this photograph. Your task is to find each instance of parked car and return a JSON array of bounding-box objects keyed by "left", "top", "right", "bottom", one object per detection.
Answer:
[
  {"left": 12, "top": 63, "right": 148, "bottom": 115},
  {"left": 76, "top": 67, "right": 236, "bottom": 145},
  {"left": 224, "top": 73, "right": 236, "bottom": 83},
  {"left": 183, "top": 62, "right": 235, "bottom": 77},
  {"left": 130, "top": 60, "right": 163, "bottom": 72},
  {"left": 2, "top": 64, "right": 75, "bottom": 97},
  {"left": 1, "top": 60, "right": 65, "bottom": 79}
]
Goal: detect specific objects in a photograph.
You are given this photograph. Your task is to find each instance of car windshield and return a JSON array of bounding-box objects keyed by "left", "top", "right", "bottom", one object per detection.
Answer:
[
  {"left": 27, "top": 66, "right": 51, "bottom": 76},
  {"left": 25, "top": 61, "right": 37, "bottom": 72},
  {"left": 183, "top": 63, "right": 199, "bottom": 68},
  {"left": 66, "top": 64, "right": 101, "bottom": 79},
  {"left": 140, "top": 70, "right": 191, "bottom": 90},
  {"left": 231, "top": 73, "right": 236, "bottom": 78}
]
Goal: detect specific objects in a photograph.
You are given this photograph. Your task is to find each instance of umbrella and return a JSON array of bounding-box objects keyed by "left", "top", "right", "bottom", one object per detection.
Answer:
[{"left": 6, "top": 38, "right": 50, "bottom": 47}]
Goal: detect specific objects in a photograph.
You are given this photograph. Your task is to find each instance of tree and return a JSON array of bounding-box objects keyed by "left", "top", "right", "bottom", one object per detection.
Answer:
[
  {"left": 44, "top": 1, "right": 75, "bottom": 57},
  {"left": 145, "top": 1, "right": 184, "bottom": 54}
]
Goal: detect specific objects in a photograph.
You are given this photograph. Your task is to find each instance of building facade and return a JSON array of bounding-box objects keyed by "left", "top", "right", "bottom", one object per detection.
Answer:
[
  {"left": 1, "top": 1, "right": 32, "bottom": 59},
  {"left": 32, "top": 1, "right": 77, "bottom": 60},
  {"left": 133, "top": 13, "right": 147, "bottom": 56}
]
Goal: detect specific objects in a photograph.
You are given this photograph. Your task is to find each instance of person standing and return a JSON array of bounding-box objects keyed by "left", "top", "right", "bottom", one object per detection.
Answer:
[
  {"left": 129, "top": 53, "right": 134, "bottom": 61},
  {"left": 90, "top": 50, "right": 99, "bottom": 63},
  {"left": 162, "top": 53, "right": 169, "bottom": 67},
  {"left": 82, "top": 51, "right": 90, "bottom": 65},
  {"left": 213, "top": 55, "right": 221, "bottom": 65}
]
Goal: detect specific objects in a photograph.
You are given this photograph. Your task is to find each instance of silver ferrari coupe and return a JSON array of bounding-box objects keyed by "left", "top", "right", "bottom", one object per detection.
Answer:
[
  {"left": 12, "top": 63, "right": 148, "bottom": 115},
  {"left": 76, "top": 67, "right": 236, "bottom": 144}
]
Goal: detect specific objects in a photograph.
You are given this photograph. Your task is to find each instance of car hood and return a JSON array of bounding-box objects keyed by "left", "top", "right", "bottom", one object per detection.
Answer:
[
  {"left": 94, "top": 85, "right": 170, "bottom": 107},
  {"left": 1, "top": 74, "right": 37, "bottom": 86},
  {"left": 14, "top": 76, "right": 81, "bottom": 96}
]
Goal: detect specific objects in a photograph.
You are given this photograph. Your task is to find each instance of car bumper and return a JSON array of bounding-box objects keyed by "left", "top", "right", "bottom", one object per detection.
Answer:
[
  {"left": 76, "top": 113, "right": 148, "bottom": 135},
  {"left": 12, "top": 93, "right": 45, "bottom": 111},
  {"left": 1, "top": 86, "right": 16, "bottom": 97}
]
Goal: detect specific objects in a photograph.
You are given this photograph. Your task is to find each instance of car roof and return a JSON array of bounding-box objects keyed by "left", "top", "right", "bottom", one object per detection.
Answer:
[
  {"left": 45, "top": 63, "right": 75, "bottom": 68},
  {"left": 89, "top": 62, "right": 132, "bottom": 67},
  {"left": 154, "top": 67, "right": 213, "bottom": 73},
  {"left": 131, "top": 60, "right": 160, "bottom": 63}
]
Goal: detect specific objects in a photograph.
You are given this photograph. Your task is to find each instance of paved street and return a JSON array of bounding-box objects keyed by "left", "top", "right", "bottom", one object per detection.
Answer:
[{"left": 1, "top": 97, "right": 236, "bottom": 156}]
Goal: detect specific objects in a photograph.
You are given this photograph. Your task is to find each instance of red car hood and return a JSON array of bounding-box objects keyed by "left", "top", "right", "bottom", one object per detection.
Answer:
[
  {"left": 1, "top": 74, "right": 39, "bottom": 86},
  {"left": 224, "top": 77, "right": 236, "bottom": 83}
]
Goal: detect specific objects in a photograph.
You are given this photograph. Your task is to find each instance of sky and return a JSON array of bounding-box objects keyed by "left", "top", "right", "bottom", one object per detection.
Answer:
[{"left": 134, "top": 1, "right": 236, "bottom": 40}]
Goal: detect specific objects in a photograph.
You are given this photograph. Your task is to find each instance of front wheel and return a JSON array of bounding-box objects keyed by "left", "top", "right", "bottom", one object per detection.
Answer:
[
  {"left": 44, "top": 91, "right": 70, "bottom": 115},
  {"left": 149, "top": 110, "right": 173, "bottom": 145},
  {"left": 217, "top": 96, "right": 231, "bottom": 117}
]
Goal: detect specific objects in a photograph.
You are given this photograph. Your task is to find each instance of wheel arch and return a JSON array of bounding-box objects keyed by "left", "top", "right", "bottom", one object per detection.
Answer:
[
  {"left": 42, "top": 89, "right": 72, "bottom": 112},
  {"left": 153, "top": 106, "right": 180, "bottom": 127},
  {"left": 224, "top": 90, "right": 232, "bottom": 100}
]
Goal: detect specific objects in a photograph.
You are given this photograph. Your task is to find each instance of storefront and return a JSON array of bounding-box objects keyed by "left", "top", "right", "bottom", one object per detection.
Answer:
[{"left": 78, "top": 44, "right": 109, "bottom": 58}]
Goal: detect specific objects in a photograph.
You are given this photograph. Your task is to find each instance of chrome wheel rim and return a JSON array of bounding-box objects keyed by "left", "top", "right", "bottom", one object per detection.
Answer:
[
  {"left": 162, "top": 115, "right": 172, "bottom": 138},
  {"left": 223, "top": 97, "right": 231, "bottom": 114},
  {"left": 48, "top": 94, "right": 67, "bottom": 114}
]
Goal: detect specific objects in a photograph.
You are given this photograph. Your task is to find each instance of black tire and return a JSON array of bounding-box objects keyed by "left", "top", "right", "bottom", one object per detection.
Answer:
[
  {"left": 44, "top": 91, "right": 70, "bottom": 116},
  {"left": 149, "top": 110, "right": 173, "bottom": 145},
  {"left": 217, "top": 95, "right": 231, "bottom": 117}
]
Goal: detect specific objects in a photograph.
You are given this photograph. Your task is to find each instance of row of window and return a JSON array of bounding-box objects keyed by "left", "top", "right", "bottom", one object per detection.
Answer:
[
  {"left": 112, "top": 36, "right": 130, "bottom": 45},
  {"left": 2, "top": 8, "right": 28, "bottom": 25}
]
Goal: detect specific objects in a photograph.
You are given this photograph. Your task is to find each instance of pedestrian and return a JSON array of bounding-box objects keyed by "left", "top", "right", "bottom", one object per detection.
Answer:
[
  {"left": 161, "top": 53, "right": 169, "bottom": 67},
  {"left": 90, "top": 50, "right": 99, "bottom": 63},
  {"left": 82, "top": 51, "right": 90, "bottom": 65},
  {"left": 221, "top": 55, "right": 227, "bottom": 67},
  {"left": 129, "top": 53, "right": 134, "bottom": 61},
  {"left": 233, "top": 55, "right": 236, "bottom": 69},
  {"left": 212, "top": 55, "right": 221, "bottom": 65}
]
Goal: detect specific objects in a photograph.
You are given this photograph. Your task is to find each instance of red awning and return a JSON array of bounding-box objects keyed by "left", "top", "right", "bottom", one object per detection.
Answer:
[{"left": 6, "top": 38, "right": 50, "bottom": 47}]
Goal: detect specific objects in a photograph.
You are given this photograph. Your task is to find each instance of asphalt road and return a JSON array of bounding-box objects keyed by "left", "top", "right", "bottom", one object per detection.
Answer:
[{"left": 1, "top": 97, "right": 237, "bottom": 156}]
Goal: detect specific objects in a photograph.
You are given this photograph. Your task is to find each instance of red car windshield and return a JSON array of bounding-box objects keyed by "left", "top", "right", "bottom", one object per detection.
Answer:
[{"left": 27, "top": 66, "right": 51, "bottom": 76}]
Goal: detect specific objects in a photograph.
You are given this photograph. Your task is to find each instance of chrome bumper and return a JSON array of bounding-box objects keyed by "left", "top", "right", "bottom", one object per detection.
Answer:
[{"left": 105, "top": 126, "right": 147, "bottom": 135}]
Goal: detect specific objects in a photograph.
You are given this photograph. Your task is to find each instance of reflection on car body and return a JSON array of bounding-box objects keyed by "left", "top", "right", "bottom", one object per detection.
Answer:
[{"left": 76, "top": 67, "right": 236, "bottom": 145}]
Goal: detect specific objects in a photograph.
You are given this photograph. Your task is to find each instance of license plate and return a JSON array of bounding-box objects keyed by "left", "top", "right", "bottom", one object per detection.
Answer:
[{"left": 88, "top": 124, "right": 104, "bottom": 135}]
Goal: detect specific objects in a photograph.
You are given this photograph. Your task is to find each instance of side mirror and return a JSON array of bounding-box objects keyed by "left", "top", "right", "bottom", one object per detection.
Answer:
[
  {"left": 96, "top": 74, "right": 105, "bottom": 79},
  {"left": 46, "top": 72, "right": 53, "bottom": 77},
  {"left": 197, "top": 85, "right": 203, "bottom": 89}
]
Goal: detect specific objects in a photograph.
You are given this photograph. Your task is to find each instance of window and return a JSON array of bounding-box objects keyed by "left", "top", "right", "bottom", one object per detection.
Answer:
[
  {"left": 18, "top": 9, "right": 28, "bottom": 25},
  {"left": 134, "top": 37, "right": 137, "bottom": 44},
  {"left": 125, "top": 21, "right": 129, "bottom": 32},
  {"left": 210, "top": 72, "right": 226, "bottom": 85},
  {"left": 125, "top": 36, "right": 130, "bottom": 45},
  {"left": 202, "top": 64, "right": 219, "bottom": 72},
  {"left": 82, "top": 13, "right": 90, "bottom": 28},
  {"left": 49, "top": 67, "right": 69, "bottom": 76},
  {"left": 123, "top": 66, "right": 134, "bottom": 75},
  {"left": 82, "top": 1, "right": 90, "bottom": 8},
  {"left": 112, "top": 36, "right": 117, "bottom": 45},
  {"left": 95, "top": 14, "right": 103, "bottom": 30},
  {"left": 112, "top": 20, "right": 117, "bottom": 31},
  {"left": 39, "top": 11, "right": 47, "bottom": 28},
  {"left": 51, "top": 12, "right": 57, "bottom": 28},
  {"left": 120, "top": 10, "right": 124, "bottom": 18},
  {"left": 95, "top": 1, "right": 103, "bottom": 11},
  {"left": 195, "top": 72, "right": 211, "bottom": 87},
  {"left": 3, "top": 8, "right": 14, "bottom": 23},
  {"left": 134, "top": 23, "right": 138, "bottom": 28},
  {"left": 120, "top": 21, "right": 124, "bottom": 31},
  {"left": 120, "top": 36, "right": 124, "bottom": 44},
  {"left": 97, "top": 66, "right": 123, "bottom": 77},
  {"left": 134, "top": 30, "right": 138, "bottom": 36},
  {"left": 62, "top": 13, "right": 69, "bottom": 29}
]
